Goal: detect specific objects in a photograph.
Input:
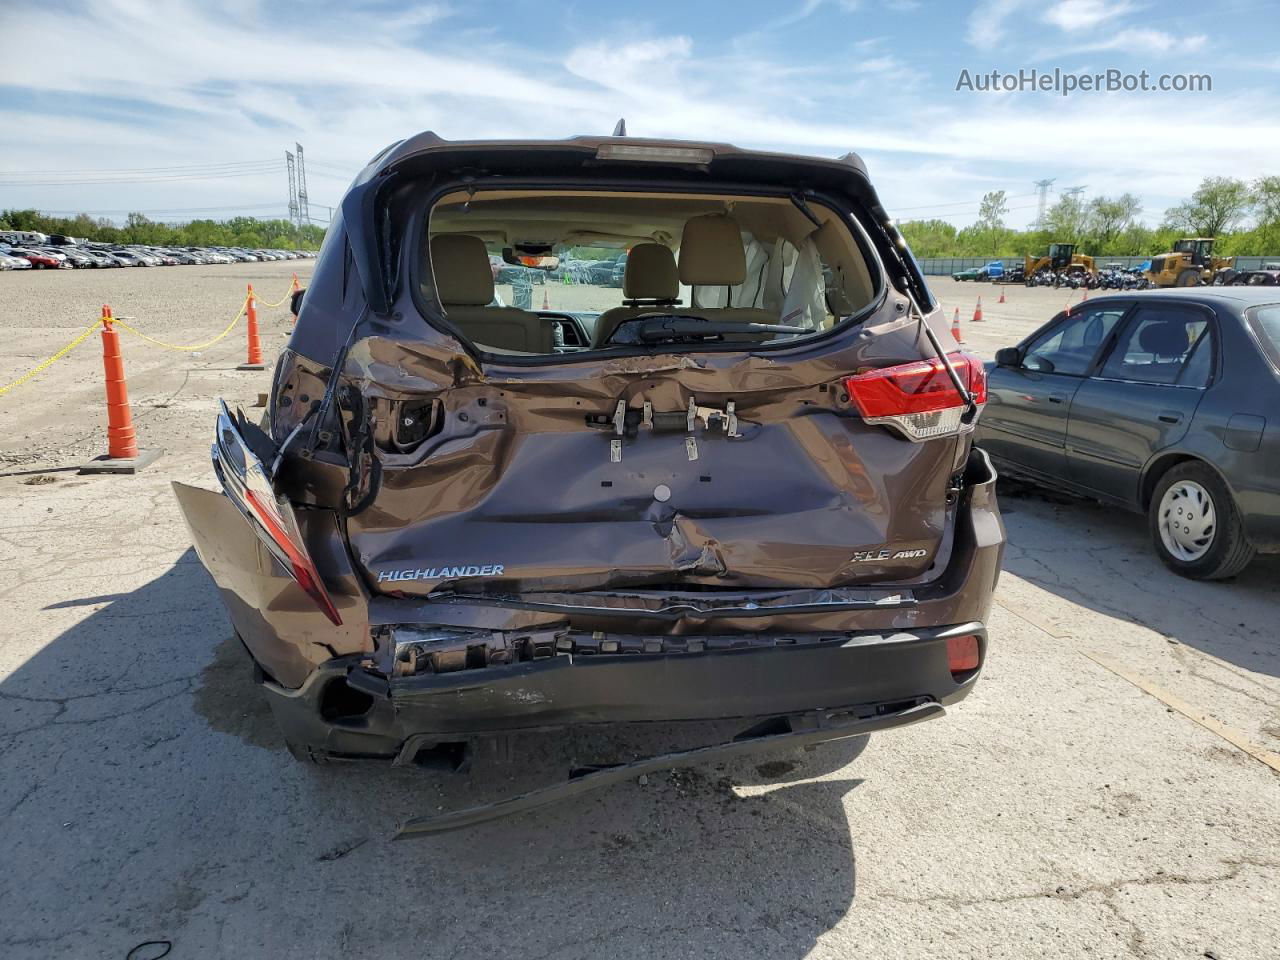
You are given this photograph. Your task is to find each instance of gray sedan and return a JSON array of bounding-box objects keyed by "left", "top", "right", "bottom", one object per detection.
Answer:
[{"left": 976, "top": 288, "right": 1280, "bottom": 579}]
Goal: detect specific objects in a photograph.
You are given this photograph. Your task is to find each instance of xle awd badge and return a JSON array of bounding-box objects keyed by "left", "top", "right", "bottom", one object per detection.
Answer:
[{"left": 851, "top": 548, "right": 929, "bottom": 563}]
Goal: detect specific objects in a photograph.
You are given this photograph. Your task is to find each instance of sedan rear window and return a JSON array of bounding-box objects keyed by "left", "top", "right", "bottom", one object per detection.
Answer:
[{"left": 1247, "top": 304, "right": 1280, "bottom": 371}]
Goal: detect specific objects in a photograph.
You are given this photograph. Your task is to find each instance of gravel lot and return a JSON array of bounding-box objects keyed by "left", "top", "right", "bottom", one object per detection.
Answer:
[{"left": 1, "top": 265, "right": 1277, "bottom": 959}]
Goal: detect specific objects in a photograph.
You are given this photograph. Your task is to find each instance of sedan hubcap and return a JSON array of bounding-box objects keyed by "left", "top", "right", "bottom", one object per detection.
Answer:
[{"left": 1158, "top": 480, "right": 1216, "bottom": 562}]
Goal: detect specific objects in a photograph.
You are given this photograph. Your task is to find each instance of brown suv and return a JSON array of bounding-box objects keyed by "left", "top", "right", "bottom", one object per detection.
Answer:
[{"left": 175, "top": 133, "right": 1004, "bottom": 832}]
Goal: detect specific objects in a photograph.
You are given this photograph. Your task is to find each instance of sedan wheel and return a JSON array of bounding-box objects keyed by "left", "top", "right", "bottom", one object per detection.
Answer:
[
  {"left": 1157, "top": 480, "right": 1214, "bottom": 561},
  {"left": 1148, "top": 462, "right": 1255, "bottom": 579}
]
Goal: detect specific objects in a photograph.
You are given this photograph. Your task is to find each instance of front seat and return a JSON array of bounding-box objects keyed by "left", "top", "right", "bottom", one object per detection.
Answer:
[
  {"left": 428, "top": 234, "right": 552, "bottom": 353},
  {"left": 677, "top": 214, "right": 778, "bottom": 329},
  {"left": 593, "top": 243, "right": 680, "bottom": 346}
]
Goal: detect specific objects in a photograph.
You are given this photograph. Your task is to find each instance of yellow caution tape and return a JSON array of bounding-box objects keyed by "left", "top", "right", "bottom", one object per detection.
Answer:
[
  {"left": 0, "top": 278, "right": 297, "bottom": 399},
  {"left": 0, "top": 317, "right": 103, "bottom": 398},
  {"left": 253, "top": 287, "right": 294, "bottom": 308},
  {"left": 112, "top": 294, "right": 250, "bottom": 352},
  {"left": 113, "top": 277, "right": 298, "bottom": 350}
]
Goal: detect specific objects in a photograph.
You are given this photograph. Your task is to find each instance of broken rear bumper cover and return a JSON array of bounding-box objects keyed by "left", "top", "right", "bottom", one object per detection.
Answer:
[
  {"left": 262, "top": 450, "right": 1001, "bottom": 760},
  {"left": 262, "top": 620, "right": 987, "bottom": 761}
]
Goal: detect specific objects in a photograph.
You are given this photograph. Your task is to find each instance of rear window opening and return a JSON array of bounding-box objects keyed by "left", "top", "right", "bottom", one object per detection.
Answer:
[{"left": 417, "top": 188, "right": 881, "bottom": 359}]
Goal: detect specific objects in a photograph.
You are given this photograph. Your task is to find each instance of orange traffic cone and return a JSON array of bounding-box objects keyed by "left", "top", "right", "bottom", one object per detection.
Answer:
[
  {"left": 542, "top": 288, "right": 550, "bottom": 310},
  {"left": 951, "top": 307, "right": 964, "bottom": 343},
  {"left": 99, "top": 305, "right": 137, "bottom": 461},
  {"left": 80, "top": 306, "right": 160, "bottom": 473},
  {"left": 972, "top": 296, "right": 984, "bottom": 322},
  {"left": 238, "top": 283, "right": 266, "bottom": 370},
  {"left": 291, "top": 272, "right": 300, "bottom": 293},
  {"left": 997, "top": 288, "right": 1006, "bottom": 304}
]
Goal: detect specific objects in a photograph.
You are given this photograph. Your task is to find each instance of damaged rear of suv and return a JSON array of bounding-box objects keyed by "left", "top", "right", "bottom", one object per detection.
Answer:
[{"left": 175, "top": 133, "right": 1004, "bottom": 833}]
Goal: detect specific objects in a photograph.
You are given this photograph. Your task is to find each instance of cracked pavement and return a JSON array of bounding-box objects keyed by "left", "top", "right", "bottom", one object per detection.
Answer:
[{"left": 0, "top": 269, "right": 1277, "bottom": 959}]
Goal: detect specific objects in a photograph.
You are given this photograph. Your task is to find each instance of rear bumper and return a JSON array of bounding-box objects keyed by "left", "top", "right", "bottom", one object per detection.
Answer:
[{"left": 263, "top": 621, "right": 986, "bottom": 761}]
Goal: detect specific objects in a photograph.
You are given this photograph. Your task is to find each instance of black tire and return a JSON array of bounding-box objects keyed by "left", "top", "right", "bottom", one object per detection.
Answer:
[
  {"left": 1148, "top": 461, "right": 1255, "bottom": 579},
  {"left": 1175, "top": 268, "right": 1199, "bottom": 287}
]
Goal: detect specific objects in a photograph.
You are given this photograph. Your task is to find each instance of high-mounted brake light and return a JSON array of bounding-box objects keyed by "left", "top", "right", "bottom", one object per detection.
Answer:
[
  {"left": 595, "top": 144, "right": 714, "bottom": 165},
  {"left": 843, "top": 352, "right": 986, "bottom": 441},
  {"left": 212, "top": 401, "right": 343, "bottom": 625}
]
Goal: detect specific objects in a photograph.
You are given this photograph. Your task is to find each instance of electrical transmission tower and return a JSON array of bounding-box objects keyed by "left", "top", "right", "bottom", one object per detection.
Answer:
[
  {"left": 286, "top": 150, "right": 299, "bottom": 229},
  {"left": 1033, "top": 178, "right": 1055, "bottom": 228},
  {"left": 1062, "top": 185, "right": 1087, "bottom": 201},
  {"left": 295, "top": 143, "right": 310, "bottom": 226}
]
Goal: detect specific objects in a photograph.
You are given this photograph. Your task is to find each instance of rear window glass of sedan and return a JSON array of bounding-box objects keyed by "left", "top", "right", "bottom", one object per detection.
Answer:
[
  {"left": 1100, "top": 307, "right": 1212, "bottom": 386},
  {"left": 1247, "top": 304, "right": 1280, "bottom": 371}
]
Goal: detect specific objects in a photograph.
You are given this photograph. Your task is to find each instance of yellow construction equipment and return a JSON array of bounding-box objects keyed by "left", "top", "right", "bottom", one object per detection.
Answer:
[
  {"left": 1145, "top": 238, "right": 1233, "bottom": 287},
  {"left": 1023, "top": 243, "right": 1096, "bottom": 282}
]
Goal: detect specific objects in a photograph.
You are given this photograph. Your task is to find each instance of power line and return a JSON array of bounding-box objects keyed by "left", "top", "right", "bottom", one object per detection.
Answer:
[
  {"left": 1033, "top": 178, "right": 1056, "bottom": 229},
  {"left": 892, "top": 190, "right": 1039, "bottom": 212},
  {"left": 295, "top": 142, "right": 309, "bottom": 227},
  {"left": 0, "top": 159, "right": 281, "bottom": 177},
  {"left": 36, "top": 203, "right": 289, "bottom": 215},
  {"left": 898, "top": 202, "right": 1042, "bottom": 224},
  {"left": 306, "top": 160, "right": 356, "bottom": 172},
  {"left": 287, "top": 150, "right": 298, "bottom": 229},
  {"left": 0, "top": 167, "right": 284, "bottom": 187}
]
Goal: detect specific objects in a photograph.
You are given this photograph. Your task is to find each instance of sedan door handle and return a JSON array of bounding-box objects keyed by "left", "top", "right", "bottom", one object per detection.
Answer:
[
  {"left": 1047, "top": 395, "right": 1065, "bottom": 404},
  {"left": 1158, "top": 411, "right": 1183, "bottom": 424}
]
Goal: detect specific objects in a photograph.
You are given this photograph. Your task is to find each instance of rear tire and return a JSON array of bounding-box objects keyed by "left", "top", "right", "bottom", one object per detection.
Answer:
[
  {"left": 1175, "top": 268, "right": 1199, "bottom": 287},
  {"left": 1148, "top": 462, "right": 1254, "bottom": 579}
]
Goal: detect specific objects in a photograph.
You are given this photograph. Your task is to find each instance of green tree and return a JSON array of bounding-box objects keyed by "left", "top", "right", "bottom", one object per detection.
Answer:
[
  {"left": 0, "top": 208, "right": 321, "bottom": 250},
  {"left": 977, "top": 191, "right": 1008, "bottom": 255},
  {"left": 1162, "top": 177, "right": 1252, "bottom": 237},
  {"left": 1045, "top": 195, "right": 1088, "bottom": 245},
  {"left": 1088, "top": 194, "right": 1142, "bottom": 247},
  {"left": 1250, "top": 176, "right": 1280, "bottom": 251},
  {"left": 898, "top": 219, "right": 959, "bottom": 259}
]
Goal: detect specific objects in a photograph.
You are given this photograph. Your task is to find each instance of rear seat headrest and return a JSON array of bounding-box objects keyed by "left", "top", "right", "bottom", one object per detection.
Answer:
[
  {"left": 1138, "top": 319, "right": 1189, "bottom": 358},
  {"left": 430, "top": 234, "right": 494, "bottom": 306},
  {"left": 624, "top": 243, "right": 679, "bottom": 301},
  {"left": 679, "top": 214, "right": 745, "bottom": 286}
]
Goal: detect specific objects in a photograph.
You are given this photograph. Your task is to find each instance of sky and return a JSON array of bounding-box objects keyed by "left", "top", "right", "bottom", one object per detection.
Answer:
[{"left": 1, "top": 0, "right": 1277, "bottom": 229}]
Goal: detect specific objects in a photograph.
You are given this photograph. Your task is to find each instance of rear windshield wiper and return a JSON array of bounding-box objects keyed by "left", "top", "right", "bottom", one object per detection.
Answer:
[{"left": 610, "top": 314, "right": 807, "bottom": 346}]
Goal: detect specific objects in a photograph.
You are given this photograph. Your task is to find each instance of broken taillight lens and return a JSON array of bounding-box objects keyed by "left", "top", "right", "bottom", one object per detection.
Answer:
[
  {"left": 212, "top": 400, "right": 343, "bottom": 625},
  {"left": 843, "top": 352, "right": 986, "bottom": 441}
]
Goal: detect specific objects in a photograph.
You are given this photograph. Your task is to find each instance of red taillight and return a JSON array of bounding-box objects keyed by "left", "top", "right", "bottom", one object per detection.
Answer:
[
  {"left": 843, "top": 352, "right": 986, "bottom": 441},
  {"left": 243, "top": 488, "right": 343, "bottom": 626},
  {"left": 946, "top": 634, "right": 981, "bottom": 675}
]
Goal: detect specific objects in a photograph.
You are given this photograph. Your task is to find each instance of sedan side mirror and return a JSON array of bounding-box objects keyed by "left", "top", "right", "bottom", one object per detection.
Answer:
[{"left": 995, "top": 347, "right": 1022, "bottom": 368}]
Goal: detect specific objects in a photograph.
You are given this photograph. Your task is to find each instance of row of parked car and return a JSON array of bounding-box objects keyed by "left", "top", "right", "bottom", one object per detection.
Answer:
[
  {"left": 0, "top": 241, "right": 315, "bottom": 271},
  {"left": 487, "top": 252, "right": 628, "bottom": 288}
]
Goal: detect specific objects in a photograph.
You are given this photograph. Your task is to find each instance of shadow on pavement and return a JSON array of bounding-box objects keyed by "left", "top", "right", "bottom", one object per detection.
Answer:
[
  {"left": 996, "top": 478, "right": 1280, "bottom": 678},
  {"left": 0, "top": 549, "right": 867, "bottom": 958}
]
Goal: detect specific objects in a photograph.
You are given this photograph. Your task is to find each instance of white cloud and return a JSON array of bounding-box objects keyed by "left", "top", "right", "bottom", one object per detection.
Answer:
[
  {"left": 1050, "top": 27, "right": 1209, "bottom": 56},
  {"left": 1042, "top": 0, "right": 1138, "bottom": 32},
  {"left": 965, "top": 0, "right": 1029, "bottom": 51},
  {"left": 0, "top": 0, "right": 1263, "bottom": 228}
]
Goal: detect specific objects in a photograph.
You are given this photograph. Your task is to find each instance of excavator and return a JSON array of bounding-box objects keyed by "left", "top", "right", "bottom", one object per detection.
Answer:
[
  {"left": 1023, "top": 243, "right": 1095, "bottom": 285},
  {"left": 1145, "top": 238, "right": 1234, "bottom": 287}
]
